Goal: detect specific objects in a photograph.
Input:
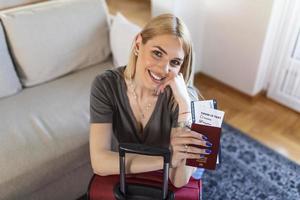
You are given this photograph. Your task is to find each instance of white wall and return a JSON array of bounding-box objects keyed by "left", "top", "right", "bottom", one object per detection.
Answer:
[
  {"left": 151, "top": 0, "right": 274, "bottom": 96},
  {"left": 151, "top": 0, "right": 175, "bottom": 17},
  {"left": 201, "top": 0, "right": 273, "bottom": 96}
]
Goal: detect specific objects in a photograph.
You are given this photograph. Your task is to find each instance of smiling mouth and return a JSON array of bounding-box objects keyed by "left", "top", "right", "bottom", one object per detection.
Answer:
[{"left": 148, "top": 70, "right": 166, "bottom": 83}]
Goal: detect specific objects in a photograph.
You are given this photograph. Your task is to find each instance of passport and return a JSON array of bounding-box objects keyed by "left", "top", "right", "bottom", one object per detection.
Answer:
[{"left": 186, "top": 123, "right": 222, "bottom": 170}]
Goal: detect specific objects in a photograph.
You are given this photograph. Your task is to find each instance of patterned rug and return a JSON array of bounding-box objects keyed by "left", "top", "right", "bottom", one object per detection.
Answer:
[{"left": 202, "top": 123, "right": 300, "bottom": 200}]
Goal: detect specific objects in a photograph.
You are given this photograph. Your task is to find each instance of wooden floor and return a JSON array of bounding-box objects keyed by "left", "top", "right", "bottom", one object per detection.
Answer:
[{"left": 106, "top": 0, "right": 300, "bottom": 165}]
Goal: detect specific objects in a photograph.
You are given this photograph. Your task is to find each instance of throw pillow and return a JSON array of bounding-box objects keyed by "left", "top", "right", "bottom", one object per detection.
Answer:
[
  {"left": 0, "top": 22, "right": 22, "bottom": 98},
  {"left": 110, "top": 13, "right": 141, "bottom": 67},
  {"left": 0, "top": 0, "right": 111, "bottom": 87}
]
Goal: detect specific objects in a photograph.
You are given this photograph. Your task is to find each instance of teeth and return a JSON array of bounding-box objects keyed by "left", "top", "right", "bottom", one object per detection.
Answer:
[{"left": 149, "top": 70, "right": 162, "bottom": 81}]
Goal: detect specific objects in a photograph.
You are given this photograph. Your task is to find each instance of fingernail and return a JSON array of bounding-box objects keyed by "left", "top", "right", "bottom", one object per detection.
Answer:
[
  {"left": 205, "top": 149, "right": 212, "bottom": 154},
  {"left": 206, "top": 142, "right": 212, "bottom": 147},
  {"left": 202, "top": 135, "right": 208, "bottom": 140},
  {"left": 200, "top": 155, "right": 205, "bottom": 158}
]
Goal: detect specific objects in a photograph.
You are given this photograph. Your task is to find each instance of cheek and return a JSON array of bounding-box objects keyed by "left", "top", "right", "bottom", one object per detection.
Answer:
[
  {"left": 142, "top": 54, "right": 159, "bottom": 68},
  {"left": 169, "top": 66, "right": 181, "bottom": 74}
]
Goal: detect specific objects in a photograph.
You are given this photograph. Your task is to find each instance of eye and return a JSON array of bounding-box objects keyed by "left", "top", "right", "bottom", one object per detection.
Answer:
[
  {"left": 171, "top": 60, "right": 181, "bottom": 66},
  {"left": 152, "top": 50, "right": 162, "bottom": 58}
]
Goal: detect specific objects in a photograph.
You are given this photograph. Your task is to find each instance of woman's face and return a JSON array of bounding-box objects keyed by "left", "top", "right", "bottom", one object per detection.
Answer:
[{"left": 134, "top": 34, "right": 185, "bottom": 91}]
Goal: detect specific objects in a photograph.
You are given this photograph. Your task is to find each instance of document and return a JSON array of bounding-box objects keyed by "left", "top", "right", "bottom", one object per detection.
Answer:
[{"left": 186, "top": 100, "right": 225, "bottom": 170}]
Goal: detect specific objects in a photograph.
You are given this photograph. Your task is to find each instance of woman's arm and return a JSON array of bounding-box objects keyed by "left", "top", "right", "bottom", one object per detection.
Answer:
[
  {"left": 168, "top": 125, "right": 205, "bottom": 188},
  {"left": 90, "top": 123, "right": 164, "bottom": 176},
  {"left": 168, "top": 101, "right": 208, "bottom": 187},
  {"left": 169, "top": 127, "right": 197, "bottom": 188},
  {"left": 169, "top": 158, "right": 197, "bottom": 188}
]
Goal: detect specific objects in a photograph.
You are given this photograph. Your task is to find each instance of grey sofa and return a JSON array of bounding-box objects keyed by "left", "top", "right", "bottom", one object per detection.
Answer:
[{"left": 0, "top": 0, "right": 113, "bottom": 199}]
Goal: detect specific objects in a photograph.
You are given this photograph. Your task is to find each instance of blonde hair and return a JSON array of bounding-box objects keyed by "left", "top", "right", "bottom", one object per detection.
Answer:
[{"left": 124, "top": 13, "right": 194, "bottom": 86}]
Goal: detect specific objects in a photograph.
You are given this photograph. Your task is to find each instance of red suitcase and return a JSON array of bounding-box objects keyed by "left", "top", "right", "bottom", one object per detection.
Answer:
[{"left": 87, "top": 144, "right": 202, "bottom": 200}]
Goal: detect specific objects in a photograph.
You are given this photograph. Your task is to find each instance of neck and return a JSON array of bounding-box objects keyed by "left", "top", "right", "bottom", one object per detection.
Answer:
[{"left": 131, "top": 77, "right": 154, "bottom": 99}]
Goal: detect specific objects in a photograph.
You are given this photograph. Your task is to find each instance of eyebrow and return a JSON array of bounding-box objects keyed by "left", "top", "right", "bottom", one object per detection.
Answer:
[{"left": 153, "top": 45, "right": 184, "bottom": 61}]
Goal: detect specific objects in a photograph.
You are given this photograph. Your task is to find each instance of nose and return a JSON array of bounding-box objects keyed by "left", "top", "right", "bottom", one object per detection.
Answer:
[{"left": 160, "top": 60, "right": 170, "bottom": 75}]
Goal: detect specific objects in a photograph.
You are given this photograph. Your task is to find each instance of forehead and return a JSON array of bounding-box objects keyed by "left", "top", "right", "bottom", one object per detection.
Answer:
[{"left": 145, "top": 34, "right": 185, "bottom": 58}]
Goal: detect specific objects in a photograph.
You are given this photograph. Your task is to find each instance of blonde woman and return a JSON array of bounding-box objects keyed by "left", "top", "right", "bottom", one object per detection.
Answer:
[{"left": 89, "top": 14, "right": 211, "bottom": 188}]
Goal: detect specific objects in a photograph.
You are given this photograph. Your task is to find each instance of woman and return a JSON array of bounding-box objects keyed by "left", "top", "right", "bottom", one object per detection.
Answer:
[{"left": 89, "top": 13, "right": 211, "bottom": 188}]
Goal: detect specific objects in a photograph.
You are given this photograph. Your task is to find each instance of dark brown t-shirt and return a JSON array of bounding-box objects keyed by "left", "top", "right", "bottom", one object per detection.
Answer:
[{"left": 90, "top": 66, "right": 197, "bottom": 151}]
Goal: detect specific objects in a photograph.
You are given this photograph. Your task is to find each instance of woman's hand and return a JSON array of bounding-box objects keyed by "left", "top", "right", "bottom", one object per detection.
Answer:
[
  {"left": 170, "top": 127, "right": 212, "bottom": 168},
  {"left": 157, "top": 71, "right": 190, "bottom": 106}
]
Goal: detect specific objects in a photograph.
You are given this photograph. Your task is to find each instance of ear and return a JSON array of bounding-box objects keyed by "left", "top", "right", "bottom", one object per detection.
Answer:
[{"left": 134, "top": 34, "right": 142, "bottom": 51}]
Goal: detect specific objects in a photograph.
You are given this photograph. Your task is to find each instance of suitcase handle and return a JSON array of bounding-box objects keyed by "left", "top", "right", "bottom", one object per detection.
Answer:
[{"left": 119, "top": 143, "right": 171, "bottom": 200}]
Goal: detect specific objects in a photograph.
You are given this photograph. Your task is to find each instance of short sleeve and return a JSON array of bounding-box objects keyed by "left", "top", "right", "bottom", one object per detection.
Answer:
[
  {"left": 90, "top": 75, "right": 114, "bottom": 123},
  {"left": 171, "top": 86, "right": 200, "bottom": 128}
]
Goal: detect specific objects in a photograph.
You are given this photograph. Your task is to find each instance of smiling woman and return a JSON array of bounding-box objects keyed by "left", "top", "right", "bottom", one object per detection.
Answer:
[
  {"left": 130, "top": 34, "right": 185, "bottom": 88},
  {"left": 89, "top": 13, "right": 209, "bottom": 192}
]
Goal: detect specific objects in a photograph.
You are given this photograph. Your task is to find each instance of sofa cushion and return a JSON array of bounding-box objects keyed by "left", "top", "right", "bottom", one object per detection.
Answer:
[
  {"left": 110, "top": 13, "right": 141, "bottom": 67},
  {"left": 0, "top": 59, "right": 113, "bottom": 199},
  {"left": 0, "top": 0, "right": 111, "bottom": 87},
  {"left": 0, "top": 21, "right": 22, "bottom": 98}
]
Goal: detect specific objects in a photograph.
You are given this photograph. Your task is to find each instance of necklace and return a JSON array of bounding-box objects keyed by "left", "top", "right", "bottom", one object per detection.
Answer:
[{"left": 128, "top": 79, "right": 153, "bottom": 119}]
